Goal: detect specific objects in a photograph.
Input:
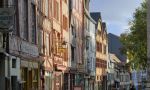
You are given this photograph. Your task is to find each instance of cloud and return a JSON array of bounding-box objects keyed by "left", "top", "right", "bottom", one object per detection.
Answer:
[{"left": 90, "top": 0, "right": 142, "bottom": 35}]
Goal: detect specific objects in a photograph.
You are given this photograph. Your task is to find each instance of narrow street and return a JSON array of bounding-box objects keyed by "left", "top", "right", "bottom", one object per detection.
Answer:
[{"left": 0, "top": 0, "right": 147, "bottom": 90}]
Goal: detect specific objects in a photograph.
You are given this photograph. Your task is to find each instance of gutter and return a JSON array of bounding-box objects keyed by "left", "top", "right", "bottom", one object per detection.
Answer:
[{"left": 84, "top": 7, "right": 96, "bottom": 24}]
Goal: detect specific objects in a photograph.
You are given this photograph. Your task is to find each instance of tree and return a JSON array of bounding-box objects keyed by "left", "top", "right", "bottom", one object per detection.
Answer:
[{"left": 120, "top": 1, "right": 147, "bottom": 70}]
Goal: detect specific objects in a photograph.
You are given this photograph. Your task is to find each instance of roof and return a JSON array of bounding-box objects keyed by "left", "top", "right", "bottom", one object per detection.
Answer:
[
  {"left": 108, "top": 33, "right": 127, "bottom": 62},
  {"left": 90, "top": 12, "right": 102, "bottom": 24},
  {"left": 109, "top": 53, "right": 121, "bottom": 63}
]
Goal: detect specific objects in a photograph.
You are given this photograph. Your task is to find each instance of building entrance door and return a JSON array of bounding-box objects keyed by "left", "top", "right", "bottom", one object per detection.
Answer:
[
  {"left": 29, "top": 70, "right": 32, "bottom": 90},
  {"left": 54, "top": 72, "right": 62, "bottom": 90}
]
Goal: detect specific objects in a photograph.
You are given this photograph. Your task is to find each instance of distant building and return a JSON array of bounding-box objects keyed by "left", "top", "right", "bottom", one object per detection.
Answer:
[
  {"left": 107, "top": 53, "right": 131, "bottom": 90},
  {"left": 107, "top": 53, "right": 121, "bottom": 90},
  {"left": 91, "top": 12, "right": 108, "bottom": 90},
  {"left": 108, "top": 33, "right": 127, "bottom": 62}
]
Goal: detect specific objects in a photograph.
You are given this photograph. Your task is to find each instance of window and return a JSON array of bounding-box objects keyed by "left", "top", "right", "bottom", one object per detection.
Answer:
[
  {"left": 64, "top": 73, "right": 68, "bottom": 90},
  {"left": 44, "top": 0, "right": 49, "bottom": 16},
  {"left": 64, "top": 0, "right": 67, "bottom": 3},
  {"left": 79, "top": 1, "right": 82, "bottom": 14},
  {"left": 0, "top": 0, "right": 9, "bottom": 7},
  {"left": 71, "top": 25, "right": 75, "bottom": 36},
  {"left": 0, "top": 0, "right": 3, "bottom": 7},
  {"left": 12, "top": 0, "right": 19, "bottom": 36},
  {"left": 12, "top": 59, "right": 16, "bottom": 68},
  {"left": 49, "top": 33, "right": 52, "bottom": 55},
  {"left": 22, "top": 0, "right": 28, "bottom": 40},
  {"left": 52, "top": 31, "right": 57, "bottom": 54},
  {"left": 86, "top": 40, "right": 89, "bottom": 49},
  {"left": 45, "top": 0, "right": 48, "bottom": 16},
  {"left": 11, "top": 76, "right": 17, "bottom": 90},
  {"left": 76, "top": 0, "right": 78, "bottom": 10},
  {"left": 31, "top": 3, "right": 36, "bottom": 44},
  {"left": 73, "top": 0, "right": 76, "bottom": 8},
  {"left": 71, "top": 45, "right": 75, "bottom": 61},
  {"left": 57, "top": 33, "right": 60, "bottom": 54},
  {"left": 45, "top": 33, "right": 49, "bottom": 55},
  {"left": 48, "top": 0, "right": 52, "bottom": 17},
  {"left": 64, "top": 49, "right": 68, "bottom": 61},
  {"left": 63, "top": 15, "right": 68, "bottom": 30},
  {"left": 21, "top": 68, "right": 28, "bottom": 90},
  {"left": 103, "top": 45, "right": 106, "bottom": 54},
  {"left": 45, "top": 73, "right": 52, "bottom": 90},
  {"left": 38, "top": 30, "right": 43, "bottom": 54},
  {"left": 54, "top": 1, "right": 59, "bottom": 20},
  {"left": 38, "top": 0, "right": 42, "bottom": 12},
  {"left": 32, "top": 69, "right": 38, "bottom": 90}
]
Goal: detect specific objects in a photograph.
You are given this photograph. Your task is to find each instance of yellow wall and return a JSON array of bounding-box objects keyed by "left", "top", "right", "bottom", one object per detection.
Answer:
[{"left": 96, "top": 19, "right": 107, "bottom": 82}]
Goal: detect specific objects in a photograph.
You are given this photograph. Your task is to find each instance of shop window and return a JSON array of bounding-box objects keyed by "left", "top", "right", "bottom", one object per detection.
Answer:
[
  {"left": 21, "top": 68, "right": 28, "bottom": 90},
  {"left": 32, "top": 69, "right": 38, "bottom": 90},
  {"left": 12, "top": 59, "right": 16, "bottom": 68},
  {"left": 45, "top": 75, "right": 52, "bottom": 90},
  {"left": 64, "top": 73, "right": 68, "bottom": 90},
  {"left": 11, "top": 76, "right": 17, "bottom": 90}
]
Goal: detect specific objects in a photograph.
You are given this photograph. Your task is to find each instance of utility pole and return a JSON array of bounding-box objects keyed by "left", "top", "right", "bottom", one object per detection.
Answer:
[{"left": 147, "top": 0, "right": 150, "bottom": 90}]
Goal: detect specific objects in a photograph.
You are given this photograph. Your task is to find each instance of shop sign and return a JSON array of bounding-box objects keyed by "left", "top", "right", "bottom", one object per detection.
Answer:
[
  {"left": 20, "top": 41, "right": 39, "bottom": 57},
  {"left": 0, "top": 8, "right": 14, "bottom": 32},
  {"left": 21, "top": 60, "right": 38, "bottom": 68},
  {"left": 54, "top": 56, "right": 63, "bottom": 65}
]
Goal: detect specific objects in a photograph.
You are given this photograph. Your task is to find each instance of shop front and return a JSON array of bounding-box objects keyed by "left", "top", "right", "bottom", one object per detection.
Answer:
[
  {"left": 54, "top": 71, "right": 62, "bottom": 90},
  {"left": 20, "top": 60, "right": 40, "bottom": 90},
  {"left": 44, "top": 71, "right": 53, "bottom": 90}
]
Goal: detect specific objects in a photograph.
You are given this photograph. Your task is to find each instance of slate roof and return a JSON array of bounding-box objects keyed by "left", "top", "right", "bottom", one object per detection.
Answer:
[
  {"left": 108, "top": 33, "right": 127, "bottom": 62},
  {"left": 90, "top": 12, "right": 102, "bottom": 24}
]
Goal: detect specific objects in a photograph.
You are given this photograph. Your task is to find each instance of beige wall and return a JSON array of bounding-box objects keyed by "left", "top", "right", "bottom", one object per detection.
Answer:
[{"left": 96, "top": 20, "right": 107, "bottom": 82}]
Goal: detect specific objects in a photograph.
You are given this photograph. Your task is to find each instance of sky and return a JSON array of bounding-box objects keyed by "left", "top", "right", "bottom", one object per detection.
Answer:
[{"left": 90, "top": 0, "right": 143, "bottom": 36}]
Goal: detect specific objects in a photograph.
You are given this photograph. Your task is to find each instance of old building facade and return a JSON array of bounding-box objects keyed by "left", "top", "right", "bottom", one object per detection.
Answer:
[
  {"left": 84, "top": 0, "right": 96, "bottom": 90},
  {"left": 37, "top": 0, "right": 69, "bottom": 90},
  {"left": 91, "top": 12, "right": 108, "bottom": 90},
  {"left": 0, "top": 0, "right": 115, "bottom": 90},
  {"left": 0, "top": 0, "right": 40, "bottom": 90},
  {"left": 68, "top": 0, "right": 85, "bottom": 90}
]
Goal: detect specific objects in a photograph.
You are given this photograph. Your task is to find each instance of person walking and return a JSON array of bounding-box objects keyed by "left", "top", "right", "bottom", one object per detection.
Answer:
[{"left": 130, "top": 85, "right": 136, "bottom": 90}]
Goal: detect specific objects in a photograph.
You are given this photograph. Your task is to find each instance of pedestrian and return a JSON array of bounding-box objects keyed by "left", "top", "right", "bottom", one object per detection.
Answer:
[{"left": 130, "top": 85, "right": 136, "bottom": 90}]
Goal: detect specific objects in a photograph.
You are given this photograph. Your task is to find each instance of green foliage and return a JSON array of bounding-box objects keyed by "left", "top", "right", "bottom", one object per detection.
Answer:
[{"left": 120, "top": 1, "right": 147, "bottom": 70}]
